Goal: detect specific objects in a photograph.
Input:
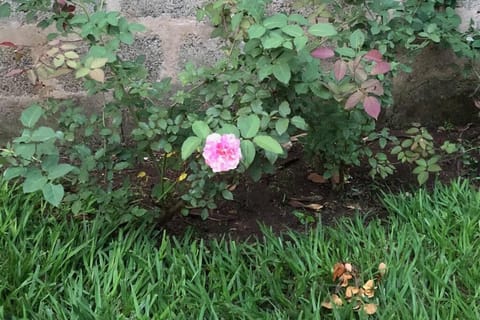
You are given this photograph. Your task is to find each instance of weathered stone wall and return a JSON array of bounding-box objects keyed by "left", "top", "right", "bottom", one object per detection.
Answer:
[{"left": 0, "top": 0, "right": 479, "bottom": 143}]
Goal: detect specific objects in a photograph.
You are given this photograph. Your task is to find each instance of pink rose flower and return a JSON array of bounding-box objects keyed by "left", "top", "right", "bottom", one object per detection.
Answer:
[{"left": 202, "top": 133, "right": 242, "bottom": 173}]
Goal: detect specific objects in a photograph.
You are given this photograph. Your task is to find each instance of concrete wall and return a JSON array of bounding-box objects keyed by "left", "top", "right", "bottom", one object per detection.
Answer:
[{"left": 0, "top": 0, "right": 479, "bottom": 142}]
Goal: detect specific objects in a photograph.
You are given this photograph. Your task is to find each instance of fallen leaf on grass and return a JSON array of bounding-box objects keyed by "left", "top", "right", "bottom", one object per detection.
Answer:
[
  {"left": 321, "top": 294, "right": 343, "bottom": 309},
  {"left": 340, "top": 273, "right": 353, "bottom": 287},
  {"left": 345, "top": 286, "right": 360, "bottom": 299},
  {"left": 307, "top": 172, "right": 327, "bottom": 184},
  {"left": 333, "top": 262, "right": 346, "bottom": 281},
  {"left": 378, "top": 262, "right": 387, "bottom": 276},
  {"left": 362, "top": 279, "right": 375, "bottom": 298},
  {"left": 363, "top": 303, "right": 377, "bottom": 315}
]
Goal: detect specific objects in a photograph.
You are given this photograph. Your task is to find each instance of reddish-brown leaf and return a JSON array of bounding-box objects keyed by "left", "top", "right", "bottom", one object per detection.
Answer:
[
  {"left": 345, "top": 91, "right": 364, "bottom": 110},
  {"left": 307, "top": 172, "right": 327, "bottom": 184},
  {"left": 371, "top": 61, "right": 391, "bottom": 75},
  {"left": 5, "top": 68, "right": 24, "bottom": 77},
  {"left": 364, "top": 49, "right": 383, "bottom": 62},
  {"left": 311, "top": 47, "right": 335, "bottom": 59},
  {"left": 354, "top": 67, "right": 368, "bottom": 82},
  {"left": 333, "top": 60, "right": 347, "bottom": 81},
  {"left": 333, "top": 262, "right": 346, "bottom": 281},
  {"left": 363, "top": 95, "right": 381, "bottom": 120},
  {"left": 362, "top": 79, "right": 384, "bottom": 96},
  {"left": 288, "top": 200, "right": 306, "bottom": 208},
  {"left": 0, "top": 41, "right": 17, "bottom": 48}
]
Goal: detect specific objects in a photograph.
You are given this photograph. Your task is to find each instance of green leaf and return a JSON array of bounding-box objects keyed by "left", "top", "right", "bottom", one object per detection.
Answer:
[
  {"left": 113, "top": 162, "right": 129, "bottom": 171},
  {"left": 128, "top": 23, "right": 146, "bottom": 32},
  {"left": 273, "top": 62, "right": 291, "bottom": 84},
  {"left": 222, "top": 189, "right": 234, "bottom": 200},
  {"left": 263, "top": 14, "right": 288, "bottom": 29},
  {"left": 47, "top": 163, "right": 74, "bottom": 180},
  {"left": 192, "top": 120, "right": 211, "bottom": 139},
  {"left": 391, "top": 145, "right": 402, "bottom": 154},
  {"left": 53, "top": 54, "right": 65, "bottom": 68},
  {"left": 218, "top": 124, "right": 240, "bottom": 137},
  {"left": 75, "top": 67, "right": 90, "bottom": 78},
  {"left": 278, "top": 101, "right": 291, "bottom": 117},
  {"left": 275, "top": 118, "right": 289, "bottom": 135},
  {"left": 293, "top": 36, "right": 308, "bottom": 51},
  {"left": 417, "top": 171, "right": 429, "bottom": 185},
  {"left": 31, "top": 126, "right": 56, "bottom": 142},
  {"left": 119, "top": 32, "right": 134, "bottom": 44},
  {"left": 253, "top": 136, "right": 283, "bottom": 154},
  {"left": 3, "top": 167, "right": 26, "bottom": 180},
  {"left": 335, "top": 47, "right": 356, "bottom": 57},
  {"left": 308, "top": 23, "right": 337, "bottom": 37},
  {"left": 291, "top": 116, "right": 307, "bottom": 130},
  {"left": 261, "top": 32, "right": 284, "bottom": 49},
  {"left": 89, "top": 58, "right": 108, "bottom": 69},
  {"left": 248, "top": 24, "right": 266, "bottom": 39},
  {"left": 14, "top": 143, "right": 35, "bottom": 160},
  {"left": 20, "top": 105, "right": 44, "bottom": 128},
  {"left": 238, "top": 114, "right": 260, "bottom": 139},
  {"left": 281, "top": 25, "right": 304, "bottom": 37},
  {"left": 427, "top": 164, "right": 442, "bottom": 172},
  {"left": 240, "top": 140, "right": 256, "bottom": 168},
  {"left": 0, "top": 3, "right": 11, "bottom": 18},
  {"left": 42, "top": 183, "right": 64, "bottom": 207},
  {"left": 181, "top": 136, "right": 201, "bottom": 160},
  {"left": 23, "top": 169, "right": 48, "bottom": 193},
  {"left": 258, "top": 64, "right": 273, "bottom": 81},
  {"left": 349, "top": 29, "right": 365, "bottom": 49}
]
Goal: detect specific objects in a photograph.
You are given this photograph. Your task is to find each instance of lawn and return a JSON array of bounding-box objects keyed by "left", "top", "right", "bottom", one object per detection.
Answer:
[{"left": 0, "top": 179, "right": 479, "bottom": 319}]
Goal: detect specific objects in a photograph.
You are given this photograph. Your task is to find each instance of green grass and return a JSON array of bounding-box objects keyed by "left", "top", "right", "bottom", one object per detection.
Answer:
[{"left": 0, "top": 179, "right": 479, "bottom": 319}]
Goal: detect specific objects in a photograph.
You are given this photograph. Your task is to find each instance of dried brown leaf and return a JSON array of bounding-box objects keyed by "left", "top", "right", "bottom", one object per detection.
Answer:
[
  {"left": 363, "top": 279, "right": 375, "bottom": 290},
  {"left": 89, "top": 68, "right": 105, "bottom": 83},
  {"left": 340, "top": 272, "right": 353, "bottom": 287},
  {"left": 331, "top": 294, "right": 343, "bottom": 306},
  {"left": 363, "top": 303, "right": 377, "bottom": 315},
  {"left": 307, "top": 172, "right": 327, "bottom": 184},
  {"left": 288, "top": 200, "right": 306, "bottom": 208},
  {"left": 345, "top": 286, "right": 360, "bottom": 299},
  {"left": 305, "top": 203, "right": 323, "bottom": 211},
  {"left": 345, "top": 91, "right": 364, "bottom": 110},
  {"left": 333, "top": 263, "right": 346, "bottom": 281}
]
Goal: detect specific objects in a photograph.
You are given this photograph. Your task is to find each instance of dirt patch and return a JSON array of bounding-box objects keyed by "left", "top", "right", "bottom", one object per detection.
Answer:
[{"left": 162, "top": 123, "right": 480, "bottom": 241}]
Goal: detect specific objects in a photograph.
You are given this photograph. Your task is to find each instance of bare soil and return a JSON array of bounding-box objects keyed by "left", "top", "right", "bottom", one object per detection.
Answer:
[{"left": 158, "top": 123, "right": 480, "bottom": 241}]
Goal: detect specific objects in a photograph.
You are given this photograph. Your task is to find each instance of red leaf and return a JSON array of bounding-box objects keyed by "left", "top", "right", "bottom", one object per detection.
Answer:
[
  {"left": 5, "top": 68, "right": 25, "bottom": 77},
  {"left": 364, "top": 49, "right": 383, "bottom": 62},
  {"left": 345, "top": 91, "right": 364, "bottom": 110},
  {"left": 0, "top": 41, "right": 17, "bottom": 48},
  {"left": 363, "top": 96, "right": 381, "bottom": 120},
  {"left": 362, "top": 79, "right": 384, "bottom": 96},
  {"left": 311, "top": 47, "right": 335, "bottom": 59},
  {"left": 371, "top": 61, "right": 391, "bottom": 75},
  {"left": 334, "top": 60, "right": 347, "bottom": 81}
]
